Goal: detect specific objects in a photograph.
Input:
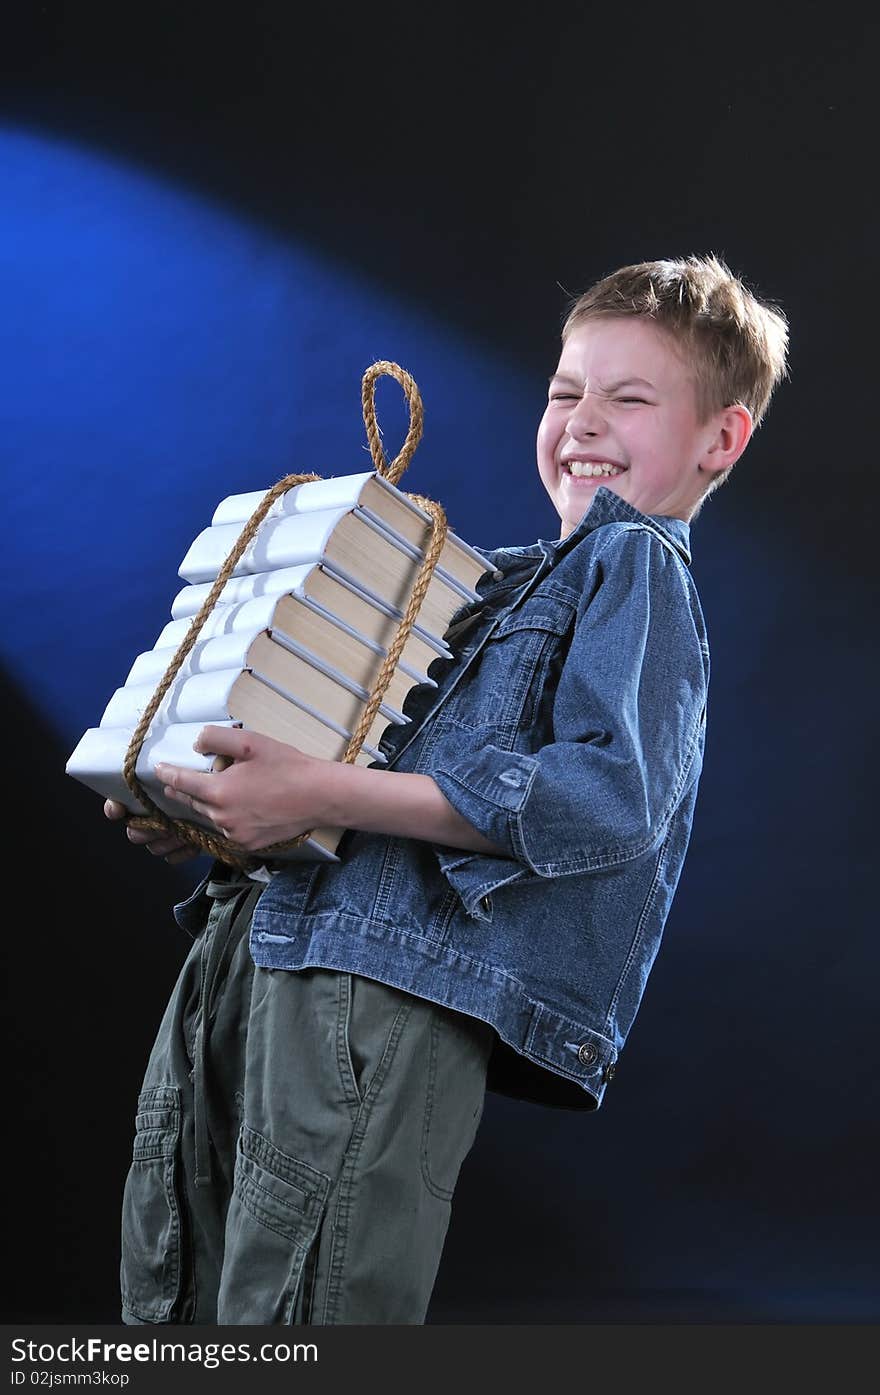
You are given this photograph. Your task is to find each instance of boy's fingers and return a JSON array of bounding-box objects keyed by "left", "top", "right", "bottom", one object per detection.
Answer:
[
  {"left": 126, "top": 825, "right": 188, "bottom": 850},
  {"left": 125, "top": 825, "right": 157, "bottom": 844},
  {"left": 125, "top": 825, "right": 198, "bottom": 858},
  {"left": 155, "top": 763, "right": 215, "bottom": 802},
  {"left": 193, "top": 724, "right": 251, "bottom": 759},
  {"left": 144, "top": 835, "right": 191, "bottom": 857},
  {"left": 164, "top": 846, "right": 201, "bottom": 864},
  {"left": 103, "top": 798, "right": 198, "bottom": 860}
]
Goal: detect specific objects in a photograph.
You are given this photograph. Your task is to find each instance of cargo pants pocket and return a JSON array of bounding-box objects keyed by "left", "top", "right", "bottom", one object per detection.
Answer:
[
  {"left": 217, "top": 1122, "right": 332, "bottom": 1325},
  {"left": 120, "top": 1085, "right": 184, "bottom": 1323},
  {"left": 421, "top": 1010, "right": 495, "bottom": 1201}
]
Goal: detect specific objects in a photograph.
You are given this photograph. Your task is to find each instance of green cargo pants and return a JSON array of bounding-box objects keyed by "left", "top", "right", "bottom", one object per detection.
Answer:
[{"left": 119, "top": 873, "right": 495, "bottom": 1325}]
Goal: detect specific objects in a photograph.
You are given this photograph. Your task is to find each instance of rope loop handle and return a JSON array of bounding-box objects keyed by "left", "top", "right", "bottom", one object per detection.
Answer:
[
  {"left": 361, "top": 360, "right": 424, "bottom": 485},
  {"left": 124, "top": 360, "right": 445, "bottom": 870}
]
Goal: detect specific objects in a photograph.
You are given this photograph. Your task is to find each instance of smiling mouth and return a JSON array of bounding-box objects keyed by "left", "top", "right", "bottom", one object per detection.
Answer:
[{"left": 562, "top": 461, "right": 627, "bottom": 478}]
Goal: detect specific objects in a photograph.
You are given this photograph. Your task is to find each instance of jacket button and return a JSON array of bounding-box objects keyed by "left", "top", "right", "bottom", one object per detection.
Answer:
[
  {"left": 577, "top": 1042, "right": 598, "bottom": 1067},
  {"left": 479, "top": 894, "right": 492, "bottom": 913}
]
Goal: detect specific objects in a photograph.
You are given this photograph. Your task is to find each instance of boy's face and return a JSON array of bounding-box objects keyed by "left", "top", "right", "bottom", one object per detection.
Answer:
[{"left": 537, "top": 316, "right": 729, "bottom": 535}]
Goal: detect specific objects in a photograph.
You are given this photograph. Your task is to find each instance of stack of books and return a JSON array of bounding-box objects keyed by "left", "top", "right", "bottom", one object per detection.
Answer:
[{"left": 65, "top": 470, "right": 494, "bottom": 862}]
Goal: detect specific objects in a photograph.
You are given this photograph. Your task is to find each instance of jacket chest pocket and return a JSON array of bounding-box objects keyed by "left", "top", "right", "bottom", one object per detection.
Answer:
[{"left": 444, "top": 591, "right": 576, "bottom": 733}]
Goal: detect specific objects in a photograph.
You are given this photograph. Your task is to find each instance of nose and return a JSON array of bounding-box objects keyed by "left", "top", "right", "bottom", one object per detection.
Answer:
[{"left": 565, "top": 390, "right": 607, "bottom": 441}]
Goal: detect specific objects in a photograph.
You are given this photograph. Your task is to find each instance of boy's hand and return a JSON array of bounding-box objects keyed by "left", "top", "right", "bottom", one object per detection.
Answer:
[
  {"left": 103, "top": 798, "right": 201, "bottom": 864},
  {"left": 154, "top": 725, "right": 328, "bottom": 853},
  {"left": 138, "top": 724, "right": 505, "bottom": 857}
]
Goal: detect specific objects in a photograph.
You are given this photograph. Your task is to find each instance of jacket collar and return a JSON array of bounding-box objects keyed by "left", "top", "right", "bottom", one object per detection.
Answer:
[{"left": 482, "top": 486, "right": 692, "bottom": 570}]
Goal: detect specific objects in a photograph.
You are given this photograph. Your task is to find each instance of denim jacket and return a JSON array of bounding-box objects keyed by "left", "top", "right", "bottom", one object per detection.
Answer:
[{"left": 175, "top": 487, "right": 709, "bottom": 1110}]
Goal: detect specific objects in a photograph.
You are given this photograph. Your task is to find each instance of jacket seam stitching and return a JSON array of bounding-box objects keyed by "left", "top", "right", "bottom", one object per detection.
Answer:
[{"left": 603, "top": 828, "right": 673, "bottom": 1036}]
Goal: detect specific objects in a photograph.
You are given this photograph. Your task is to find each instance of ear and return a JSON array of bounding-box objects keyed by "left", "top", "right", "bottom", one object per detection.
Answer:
[{"left": 698, "top": 404, "right": 753, "bottom": 479}]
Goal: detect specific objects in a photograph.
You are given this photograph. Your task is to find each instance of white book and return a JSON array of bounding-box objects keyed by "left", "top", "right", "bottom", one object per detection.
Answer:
[
  {"left": 210, "top": 469, "right": 489, "bottom": 603},
  {"left": 123, "top": 623, "right": 410, "bottom": 727},
  {"left": 126, "top": 625, "right": 275, "bottom": 686},
  {"left": 178, "top": 506, "right": 480, "bottom": 611},
  {"left": 170, "top": 564, "right": 454, "bottom": 659},
  {"left": 178, "top": 507, "right": 346, "bottom": 583},
  {"left": 65, "top": 721, "right": 341, "bottom": 863},
  {"left": 151, "top": 586, "right": 437, "bottom": 687},
  {"left": 98, "top": 666, "right": 389, "bottom": 765},
  {"left": 211, "top": 469, "right": 492, "bottom": 576},
  {"left": 66, "top": 720, "right": 234, "bottom": 819}
]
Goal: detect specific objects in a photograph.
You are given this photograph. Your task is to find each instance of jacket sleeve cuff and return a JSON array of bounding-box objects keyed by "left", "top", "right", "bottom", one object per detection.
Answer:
[
  {"left": 431, "top": 746, "right": 539, "bottom": 864},
  {"left": 428, "top": 845, "right": 536, "bottom": 920}
]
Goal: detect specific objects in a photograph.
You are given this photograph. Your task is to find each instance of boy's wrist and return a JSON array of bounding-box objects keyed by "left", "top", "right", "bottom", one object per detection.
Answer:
[
  {"left": 317, "top": 756, "right": 361, "bottom": 830},
  {"left": 318, "top": 760, "right": 424, "bottom": 838},
  {"left": 318, "top": 758, "right": 506, "bottom": 856}
]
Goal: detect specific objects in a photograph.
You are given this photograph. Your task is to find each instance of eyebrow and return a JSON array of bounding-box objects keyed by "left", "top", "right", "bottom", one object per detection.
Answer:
[{"left": 548, "top": 374, "right": 657, "bottom": 391}]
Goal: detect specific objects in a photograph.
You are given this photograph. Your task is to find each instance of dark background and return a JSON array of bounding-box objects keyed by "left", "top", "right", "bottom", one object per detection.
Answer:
[{"left": 1, "top": 2, "right": 877, "bottom": 1323}]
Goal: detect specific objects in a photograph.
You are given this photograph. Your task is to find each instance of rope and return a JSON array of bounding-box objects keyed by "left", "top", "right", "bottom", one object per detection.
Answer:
[
  {"left": 124, "top": 360, "right": 447, "bottom": 871},
  {"left": 361, "top": 360, "right": 424, "bottom": 486}
]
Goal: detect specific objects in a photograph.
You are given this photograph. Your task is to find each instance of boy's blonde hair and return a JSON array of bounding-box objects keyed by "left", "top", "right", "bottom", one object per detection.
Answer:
[{"left": 562, "top": 254, "right": 789, "bottom": 505}]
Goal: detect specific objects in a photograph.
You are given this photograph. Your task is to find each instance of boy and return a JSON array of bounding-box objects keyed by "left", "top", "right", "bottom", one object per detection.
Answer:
[{"left": 107, "top": 254, "right": 788, "bottom": 1325}]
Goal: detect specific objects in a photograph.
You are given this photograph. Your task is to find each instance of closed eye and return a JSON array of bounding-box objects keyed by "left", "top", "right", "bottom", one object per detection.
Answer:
[{"left": 550, "top": 393, "right": 650, "bottom": 404}]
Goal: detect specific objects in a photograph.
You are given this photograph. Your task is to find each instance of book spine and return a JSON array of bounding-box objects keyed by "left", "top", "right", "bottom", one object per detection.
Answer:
[
  {"left": 177, "top": 509, "right": 346, "bottom": 583},
  {"left": 127, "top": 627, "right": 262, "bottom": 687},
  {"left": 65, "top": 720, "right": 236, "bottom": 817},
  {"left": 99, "top": 670, "right": 240, "bottom": 730},
  {"left": 211, "top": 472, "right": 376, "bottom": 525}
]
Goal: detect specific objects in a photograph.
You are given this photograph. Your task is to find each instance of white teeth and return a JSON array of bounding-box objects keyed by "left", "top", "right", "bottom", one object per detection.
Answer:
[{"left": 565, "top": 461, "right": 625, "bottom": 478}]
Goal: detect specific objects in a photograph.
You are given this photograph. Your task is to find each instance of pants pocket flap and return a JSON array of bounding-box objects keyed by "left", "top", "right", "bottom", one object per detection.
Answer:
[
  {"left": 235, "top": 1123, "right": 331, "bottom": 1245},
  {"left": 133, "top": 1085, "right": 181, "bottom": 1160}
]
